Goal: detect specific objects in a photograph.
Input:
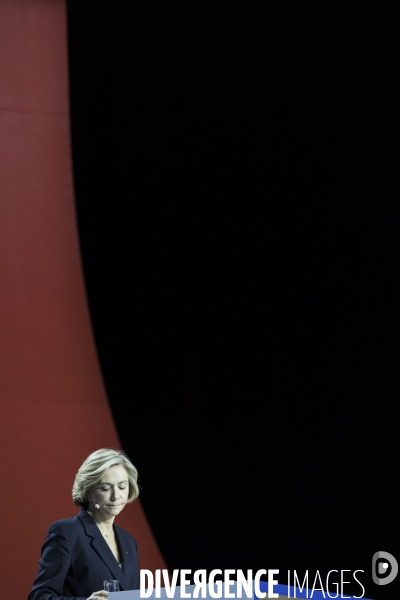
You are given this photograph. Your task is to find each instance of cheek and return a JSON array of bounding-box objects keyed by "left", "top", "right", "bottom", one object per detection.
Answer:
[{"left": 93, "top": 491, "right": 107, "bottom": 503}]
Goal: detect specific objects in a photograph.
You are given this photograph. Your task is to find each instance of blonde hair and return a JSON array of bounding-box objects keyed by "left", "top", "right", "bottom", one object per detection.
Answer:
[{"left": 72, "top": 448, "right": 139, "bottom": 508}]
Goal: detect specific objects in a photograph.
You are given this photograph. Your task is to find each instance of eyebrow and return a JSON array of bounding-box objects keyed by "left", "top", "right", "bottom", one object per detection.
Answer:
[{"left": 98, "top": 480, "right": 128, "bottom": 485}]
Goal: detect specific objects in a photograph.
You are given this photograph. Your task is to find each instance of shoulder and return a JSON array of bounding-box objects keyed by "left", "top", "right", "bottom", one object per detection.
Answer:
[
  {"left": 53, "top": 514, "right": 81, "bottom": 525},
  {"left": 46, "top": 513, "right": 85, "bottom": 538}
]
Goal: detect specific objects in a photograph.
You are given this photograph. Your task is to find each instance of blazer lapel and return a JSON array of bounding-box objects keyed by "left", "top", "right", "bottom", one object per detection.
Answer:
[
  {"left": 114, "top": 525, "right": 135, "bottom": 587},
  {"left": 78, "top": 510, "right": 128, "bottom": 590}
]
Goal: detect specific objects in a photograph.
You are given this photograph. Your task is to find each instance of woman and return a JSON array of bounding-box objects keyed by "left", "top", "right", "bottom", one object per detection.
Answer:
[{"left": 29, "top": 449, "right": 140, "bottom": 600}]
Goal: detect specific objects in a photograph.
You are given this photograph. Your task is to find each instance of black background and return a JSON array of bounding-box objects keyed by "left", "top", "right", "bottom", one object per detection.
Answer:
[{"left": 67, "top": 2, "right": 399, "bottom": 599}]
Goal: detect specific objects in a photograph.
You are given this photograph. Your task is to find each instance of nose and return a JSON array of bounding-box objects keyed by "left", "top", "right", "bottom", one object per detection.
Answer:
[{"left": 110, "top": 487, "right": 119, "bottom": 501}]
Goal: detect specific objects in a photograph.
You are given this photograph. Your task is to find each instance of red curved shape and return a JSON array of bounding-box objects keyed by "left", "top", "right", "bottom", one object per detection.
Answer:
[{"left": 0, "top": 1, "right": 166, "bottom": 597}]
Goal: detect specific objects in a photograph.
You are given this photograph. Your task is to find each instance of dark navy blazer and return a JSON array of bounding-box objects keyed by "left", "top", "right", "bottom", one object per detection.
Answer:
[{"left": 29, "top": 510, "right": 140, "bottom": 600}]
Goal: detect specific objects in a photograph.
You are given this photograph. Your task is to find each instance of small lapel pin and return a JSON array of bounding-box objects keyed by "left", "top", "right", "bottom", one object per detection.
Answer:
[{"left": 126, "top": 551, "right": 129, "bottom": 554}]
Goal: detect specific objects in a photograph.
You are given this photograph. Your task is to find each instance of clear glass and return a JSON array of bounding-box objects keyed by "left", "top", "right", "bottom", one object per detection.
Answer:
[{"left": 103, "top": 580, "right": 120, "bottom": 592}]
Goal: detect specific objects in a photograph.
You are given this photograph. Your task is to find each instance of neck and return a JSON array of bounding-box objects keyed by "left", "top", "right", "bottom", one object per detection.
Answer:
[{"left": 87, "top": 508, "right": 115, "bottom": 531}]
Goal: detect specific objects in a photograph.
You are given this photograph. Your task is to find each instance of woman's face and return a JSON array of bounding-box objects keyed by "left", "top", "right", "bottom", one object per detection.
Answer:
[{"left": 88, "top": 464, "right": 130, "bottom": 519}]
